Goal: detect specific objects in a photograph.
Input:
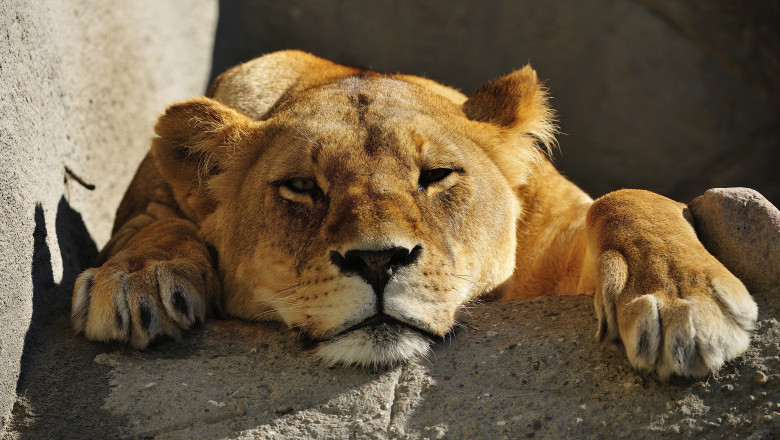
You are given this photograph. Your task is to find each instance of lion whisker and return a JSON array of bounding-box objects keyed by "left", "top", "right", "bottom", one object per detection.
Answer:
[{"left": 447, "top": 274, "right": 490, "bottom": 287}]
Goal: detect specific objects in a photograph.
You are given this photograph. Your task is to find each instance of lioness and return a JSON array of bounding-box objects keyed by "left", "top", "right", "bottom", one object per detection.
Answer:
[{"left": 72, "top": 50, "right": 757, "bottom": 379}]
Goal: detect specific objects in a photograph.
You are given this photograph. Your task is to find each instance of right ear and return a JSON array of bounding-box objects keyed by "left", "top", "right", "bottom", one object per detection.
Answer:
[
  {"left": 461, "top": 66, "right": 557, "bottom": 188},
  {"left": 462, "top": 65, "right": 556, "bottom": 154},
  {"left": 152, "top": 97, "right": 259, "bottom": 223}
]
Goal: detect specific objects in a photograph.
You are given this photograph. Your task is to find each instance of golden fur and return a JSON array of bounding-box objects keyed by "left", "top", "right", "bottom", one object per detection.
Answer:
[{"left": 72, "top": 51, "right": 757, "bottom": 378}]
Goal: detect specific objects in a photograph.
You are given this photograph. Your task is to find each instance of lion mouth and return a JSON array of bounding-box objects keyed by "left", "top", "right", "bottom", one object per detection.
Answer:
[
  {"left": 336, "top": 313, "right": 429, "bottom": 337},
  {"left": 315, "top": 320, "right": 434, "bottom": 368}
]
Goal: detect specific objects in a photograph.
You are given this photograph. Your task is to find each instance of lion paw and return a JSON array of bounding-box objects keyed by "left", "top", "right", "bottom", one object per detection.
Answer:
[
  {"left": 72, "top": 251, "right": 218, "bottom": 348},
  {"left": 595, "top": 251, "right": 758, "bottom": 380}
]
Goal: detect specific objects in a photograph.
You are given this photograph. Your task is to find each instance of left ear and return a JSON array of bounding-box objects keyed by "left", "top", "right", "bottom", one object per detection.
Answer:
[
  {"left": 152, "top": 97, "right": 260, "bottom": 223},
  {"left": 462, "top": 65, "right": 557, "bottom": 155}
]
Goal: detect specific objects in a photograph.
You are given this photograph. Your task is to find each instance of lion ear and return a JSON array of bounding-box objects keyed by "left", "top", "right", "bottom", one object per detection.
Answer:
[
  {"left": 152, "top": 97, "right": 258, "bottom": 223},
  {"left": 462, "top": 65, "right": 557, "bottom": 155}
]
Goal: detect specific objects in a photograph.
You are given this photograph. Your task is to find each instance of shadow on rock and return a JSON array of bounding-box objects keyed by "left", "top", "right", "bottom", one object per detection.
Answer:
[{"left": 7, "top": 198, "right": 124, "bottom": 439}]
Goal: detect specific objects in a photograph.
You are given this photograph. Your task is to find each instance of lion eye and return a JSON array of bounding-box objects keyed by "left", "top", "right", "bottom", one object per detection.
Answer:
[
  {"left": 284, "top": 178, "right": 317, "bottom": 194},
  {"left": 419, "top": 168, "right": 453, "bottom": 186}
]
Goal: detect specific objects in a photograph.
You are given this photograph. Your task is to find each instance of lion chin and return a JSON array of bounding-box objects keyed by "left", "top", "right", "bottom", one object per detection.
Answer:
[{"left": 315, "top": 323, "right": 432, "bottom": 368}]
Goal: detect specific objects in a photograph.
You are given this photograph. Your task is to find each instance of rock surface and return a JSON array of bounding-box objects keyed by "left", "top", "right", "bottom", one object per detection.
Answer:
[
  {"left": 3, "top": 290, "right": 778, "bottom": 439},
  {"left": 690, "top": 188, "right": 780, "bottom": 292}
]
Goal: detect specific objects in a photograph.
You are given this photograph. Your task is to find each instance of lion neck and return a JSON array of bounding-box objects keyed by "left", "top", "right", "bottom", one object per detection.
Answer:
[{"left": 507, "top": 158, "right": 596, "bottom": 298}]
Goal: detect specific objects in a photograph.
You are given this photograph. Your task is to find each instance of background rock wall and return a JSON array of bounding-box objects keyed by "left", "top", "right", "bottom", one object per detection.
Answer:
[
  {"left": 212, "top": 0, "right": 779, "bottom": 206},
  {"left": 0, "top": 0, "right": 217, "bottom": 427}
]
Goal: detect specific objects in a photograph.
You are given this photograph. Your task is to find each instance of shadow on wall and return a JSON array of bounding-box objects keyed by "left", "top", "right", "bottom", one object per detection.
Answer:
[
  {"left": 208, "top": 0, "right": 780, "bottom": 207},
  {"left": 9, "top": 200, "right": 123, "bottom": 438},
  {"left": 21, "top": 200, "right": 96, "bottom": 385}
]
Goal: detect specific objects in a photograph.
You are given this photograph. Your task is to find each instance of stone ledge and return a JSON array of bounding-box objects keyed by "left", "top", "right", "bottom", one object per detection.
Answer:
[{"left": 5, "top": 289, "right": 778, "bottom": 439}]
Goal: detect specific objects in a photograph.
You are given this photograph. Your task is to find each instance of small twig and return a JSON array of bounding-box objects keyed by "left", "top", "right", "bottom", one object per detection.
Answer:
[{"left": 64, "top": 166, "right": 96, "bottom": 190}]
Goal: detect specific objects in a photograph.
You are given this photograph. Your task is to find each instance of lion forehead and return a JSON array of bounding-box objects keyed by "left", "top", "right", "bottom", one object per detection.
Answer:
[
  {"left": 271, "top": 81, "right": 473, "bottom": 166},
  {"left": 277, "top": 76, "right": 462, "bottom": 123}
]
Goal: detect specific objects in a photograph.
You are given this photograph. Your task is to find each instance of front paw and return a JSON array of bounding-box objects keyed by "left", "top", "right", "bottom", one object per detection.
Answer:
[
  {"left": 72, "top": 248, "right": 219, "bottom": 348},
  {"left": 595, "top": 250, "right": 758, "bottom": 380}
]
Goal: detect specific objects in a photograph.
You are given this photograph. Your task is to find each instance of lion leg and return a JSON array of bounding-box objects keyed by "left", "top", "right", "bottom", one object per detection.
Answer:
[
  {"left": 587, "top": 189, "right": 757, "bottom": 379},
  {"left": 71, "top": 216, "right": 221, "bottom": 348}
]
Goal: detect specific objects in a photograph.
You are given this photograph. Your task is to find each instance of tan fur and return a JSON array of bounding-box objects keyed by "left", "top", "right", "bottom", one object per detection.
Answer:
[{"left": 72, "top": 50, "right": 757, "bottom": 377}]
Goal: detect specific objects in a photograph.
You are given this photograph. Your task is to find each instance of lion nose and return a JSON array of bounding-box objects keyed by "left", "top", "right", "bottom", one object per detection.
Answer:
[{"left": 330, "top": 246, "right": 422, "bottom": 298}]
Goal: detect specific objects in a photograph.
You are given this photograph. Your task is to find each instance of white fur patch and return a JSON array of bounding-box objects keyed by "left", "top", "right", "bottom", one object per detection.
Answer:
[{"left": 315, "top": 324, "right": 431, "bottom": 368}]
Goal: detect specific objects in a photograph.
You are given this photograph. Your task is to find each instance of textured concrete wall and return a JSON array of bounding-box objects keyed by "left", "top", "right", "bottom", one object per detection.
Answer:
[
  {"left": 211, "top": 0, "right": 779, "bottom": 206},
  {"left": 0, "top": 0, "right": 217, "bottom": 427}
]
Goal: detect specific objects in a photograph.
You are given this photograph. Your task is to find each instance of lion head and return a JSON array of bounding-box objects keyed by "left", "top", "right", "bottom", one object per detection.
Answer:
[{"left": 152, "top": 51, "right": 555, "bottom": 367}]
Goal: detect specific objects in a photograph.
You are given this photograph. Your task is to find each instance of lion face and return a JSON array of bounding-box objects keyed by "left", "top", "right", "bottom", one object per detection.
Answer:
[{"left": 153, "top": 60, "right": 553, "bottom": 367}]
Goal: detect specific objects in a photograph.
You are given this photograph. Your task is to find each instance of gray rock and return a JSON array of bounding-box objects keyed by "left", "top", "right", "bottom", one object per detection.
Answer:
[
  {"left": 689, "top": 188, "right": 780, "bottom": 292},
  {"left": 5, "top": 291, "right": 779, "bottom": 439}
]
